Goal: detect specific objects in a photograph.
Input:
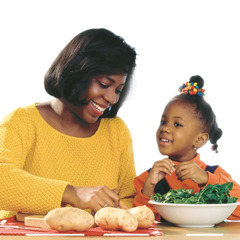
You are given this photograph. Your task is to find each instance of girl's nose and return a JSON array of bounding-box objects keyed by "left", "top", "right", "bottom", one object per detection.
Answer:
[{"left": 161, "top": 125, "right": 171, "bottom": 133}]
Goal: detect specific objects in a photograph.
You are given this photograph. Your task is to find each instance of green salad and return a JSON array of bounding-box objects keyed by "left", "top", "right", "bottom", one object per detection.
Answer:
[{"left": 151, "top": 182, "right": 238, "bottom": 204}]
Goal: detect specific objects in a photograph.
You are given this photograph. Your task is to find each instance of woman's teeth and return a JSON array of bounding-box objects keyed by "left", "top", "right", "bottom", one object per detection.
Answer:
[{"left": 91, "top": 100, "right": 105, "bottom": 112}]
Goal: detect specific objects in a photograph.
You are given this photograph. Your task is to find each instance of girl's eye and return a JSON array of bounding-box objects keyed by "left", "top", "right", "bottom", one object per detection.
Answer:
[
  {"left": 160, "top": 120, "right": 166, "bottom": 125},
  {"left": 174, "top": 122, "right": 183, "bottom": 127}
]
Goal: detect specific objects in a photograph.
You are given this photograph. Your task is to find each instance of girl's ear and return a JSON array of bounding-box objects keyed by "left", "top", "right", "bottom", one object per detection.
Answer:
[{"left": 194, "top": 133, "right": 209, "bottom": 149}]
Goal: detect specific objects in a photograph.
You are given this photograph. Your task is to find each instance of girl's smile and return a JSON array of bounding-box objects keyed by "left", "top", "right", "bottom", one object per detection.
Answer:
[
  {"left": 158, "top": 137, "right": 173, "bottom": 147},
  {"left": 159, "top": 138, "right": 173, "bottom": 143}
]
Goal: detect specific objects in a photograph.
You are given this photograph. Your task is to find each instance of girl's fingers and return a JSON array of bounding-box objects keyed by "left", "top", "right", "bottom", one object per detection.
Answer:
[
  {"left": 176, "top": 169, "right": 189, "bottom": 180},
  {"left": 175, "top": 162, "right": 189, "bottom": 175},
  {"left": 153, "top": 160, "right": 175, "bottom": 173},
  {"left": 154, "top": 166, "right": 172, "bottom": 176}
]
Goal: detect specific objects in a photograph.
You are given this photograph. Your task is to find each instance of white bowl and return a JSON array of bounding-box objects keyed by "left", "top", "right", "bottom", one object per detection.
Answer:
[{"left": 149, "top": 200, "right": 240, "bottom": 227}]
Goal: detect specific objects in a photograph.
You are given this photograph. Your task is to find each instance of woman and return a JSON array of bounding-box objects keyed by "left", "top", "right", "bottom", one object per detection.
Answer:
[{"left": 0, "top": 28, "right": 137, "bottom": 218}]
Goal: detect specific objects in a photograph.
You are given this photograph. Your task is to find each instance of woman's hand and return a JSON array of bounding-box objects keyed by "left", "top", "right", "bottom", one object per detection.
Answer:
[
  {"left": 142, "top": 158, "right": 175, "bottom": 197},
  {"left": 62, "top": 185, "right": 121, "bottom": 213},
  {"left": 175, "top": 161, "right": 208, "bottom": 185}
]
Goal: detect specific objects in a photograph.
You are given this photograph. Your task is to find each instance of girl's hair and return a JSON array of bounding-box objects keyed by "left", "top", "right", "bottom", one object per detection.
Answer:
[
  {"left": 175, "top": 75, "right": 222, "bottom": 153},
  {"left": 44, "top": 28, "right": 137, "bottom": 118}
]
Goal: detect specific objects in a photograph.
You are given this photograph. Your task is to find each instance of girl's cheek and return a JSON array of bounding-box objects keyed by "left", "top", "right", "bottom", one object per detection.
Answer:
[
  {"left": 156, "top": 131, "right": 159, "bottom": 141},
  {"left": 156, "top": 127, "right": 162, "bottom": 139}
]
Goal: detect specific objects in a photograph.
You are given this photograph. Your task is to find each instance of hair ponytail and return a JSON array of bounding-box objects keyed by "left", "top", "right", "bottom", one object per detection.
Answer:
[
  {"left": 177, "top": 75, "right": 223, "bottom": 153},
  {"left": 209, "top": 122, "right": 223, "bottom": 153}
]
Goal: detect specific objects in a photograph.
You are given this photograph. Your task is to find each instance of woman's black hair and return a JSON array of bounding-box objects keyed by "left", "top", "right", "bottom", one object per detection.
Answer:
[
  {"left": 44, "top": 28, "right": 137, "bottom": 118},
  {"left": 175, "top": 75, "right": 222, "bottom": 153}
]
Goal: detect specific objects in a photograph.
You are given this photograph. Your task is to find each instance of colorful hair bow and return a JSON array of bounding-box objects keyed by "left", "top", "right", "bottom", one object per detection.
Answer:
[{"left": 178, "top": 82, "right": 205, "bottom": 97}]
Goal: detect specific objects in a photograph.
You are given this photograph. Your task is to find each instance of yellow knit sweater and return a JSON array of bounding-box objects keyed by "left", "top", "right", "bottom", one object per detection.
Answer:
[{"left": 0, "top": 104, "right": 136, "bottom": 219}]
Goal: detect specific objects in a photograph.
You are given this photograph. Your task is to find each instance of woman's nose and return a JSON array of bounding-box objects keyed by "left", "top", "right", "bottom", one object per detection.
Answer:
[{"left": 103, "top": 89, "right": 118, "bottom": 105}]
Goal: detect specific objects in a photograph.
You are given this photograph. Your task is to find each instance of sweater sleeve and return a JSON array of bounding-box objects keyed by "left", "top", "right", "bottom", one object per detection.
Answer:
[
  {"left": 206, "top": 166, "right": 240, "bottom": 220},
  {"left": 0, "top": 109, "right": 69, "bottom": 217}
]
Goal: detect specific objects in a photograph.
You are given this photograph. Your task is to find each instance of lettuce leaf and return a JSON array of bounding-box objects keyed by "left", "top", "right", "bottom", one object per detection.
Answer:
[{"left": 151, "top": 182, "right": 238, "bottom": 204}]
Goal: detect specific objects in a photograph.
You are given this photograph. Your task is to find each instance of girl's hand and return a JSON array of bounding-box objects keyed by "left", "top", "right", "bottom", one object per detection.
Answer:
[
  {"left": 62, "top": 185, "right": 121, "bottom": 213},
  {"left": 175, "top": 161, "right": 208, "bottom": 185},
  {"left": 142, "top": 158, "right": 175, "bottom": 197}
]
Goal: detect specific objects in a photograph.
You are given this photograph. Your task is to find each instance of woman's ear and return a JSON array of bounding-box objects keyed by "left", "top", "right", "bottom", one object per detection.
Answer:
[{"left": 194, "top": 133, "right": 209, "bottom": 149}]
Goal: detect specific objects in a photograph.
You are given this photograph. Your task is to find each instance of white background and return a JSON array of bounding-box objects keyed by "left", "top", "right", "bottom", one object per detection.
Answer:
[{"left": 1, "top": 0, "right": 240, "bottom": 182}]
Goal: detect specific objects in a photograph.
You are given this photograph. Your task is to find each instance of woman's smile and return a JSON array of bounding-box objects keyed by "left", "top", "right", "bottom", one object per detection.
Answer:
[
  {"left": 89, "top": 100, "right": 109, "bottom": 116},
  {"left": 82, "top": 74, "right": 126, "bottom": 122}
]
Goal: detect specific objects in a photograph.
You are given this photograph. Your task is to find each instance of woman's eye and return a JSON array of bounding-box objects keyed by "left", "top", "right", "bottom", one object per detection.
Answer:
[
  {"left": 115, "top": 89, "right": 123, "bottom": 95},
  {"left": 98, "top": 82, "right": 109, "bottom": 88}
]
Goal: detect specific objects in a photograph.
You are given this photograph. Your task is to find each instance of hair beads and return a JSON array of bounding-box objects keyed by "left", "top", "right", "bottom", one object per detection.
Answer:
[{"left": 178, "top": 82, "right": 205, "bottom": 97}]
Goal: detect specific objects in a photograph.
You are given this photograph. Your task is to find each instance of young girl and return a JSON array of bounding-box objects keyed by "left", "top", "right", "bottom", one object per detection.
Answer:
[{"left": 133, "top": 75, "right": 240, "bottom": 220}]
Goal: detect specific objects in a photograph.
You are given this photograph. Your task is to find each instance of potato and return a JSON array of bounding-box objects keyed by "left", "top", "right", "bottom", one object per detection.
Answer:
[
  {"left": 94, "top": 207, "right": 138, "bottom": 232},
  {"left": 44, "top": 207, "right": 94, "bottom": 232},
  {"left": 128, "top": 205, "right": 155, "bottom": 228}
]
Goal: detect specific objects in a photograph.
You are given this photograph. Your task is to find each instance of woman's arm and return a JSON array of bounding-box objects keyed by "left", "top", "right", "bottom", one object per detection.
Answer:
[{"left": 0, "top": 110, "right": 69, "bottom": 216}]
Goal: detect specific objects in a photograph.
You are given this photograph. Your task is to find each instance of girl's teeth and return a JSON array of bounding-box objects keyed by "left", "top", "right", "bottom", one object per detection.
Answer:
[{"left": 161, "top": 139, "right": 171, "bottom": 142}]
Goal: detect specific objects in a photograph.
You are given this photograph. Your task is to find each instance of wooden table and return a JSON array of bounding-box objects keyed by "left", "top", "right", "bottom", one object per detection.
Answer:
[{"left": 1, "top": 221, "right": 240, "bottom": 239}]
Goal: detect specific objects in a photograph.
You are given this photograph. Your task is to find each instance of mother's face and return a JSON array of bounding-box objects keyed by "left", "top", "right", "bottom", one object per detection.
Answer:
[{"left": 65, "top": 74, "right": 127, "bottom": 125}]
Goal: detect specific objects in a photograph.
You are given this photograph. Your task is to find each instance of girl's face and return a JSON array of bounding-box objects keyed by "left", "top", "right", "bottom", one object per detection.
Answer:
[
  {"left": 65, "top": 74, "right": 127, "bottom": 124},
  {"left": 156, "top": 100, "right": 203, "bottom": 162}
]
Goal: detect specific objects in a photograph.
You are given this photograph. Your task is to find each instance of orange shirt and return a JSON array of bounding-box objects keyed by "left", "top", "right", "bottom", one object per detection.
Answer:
[{"left": 133, "top": 154, "right": 240, "bottom": 220}]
